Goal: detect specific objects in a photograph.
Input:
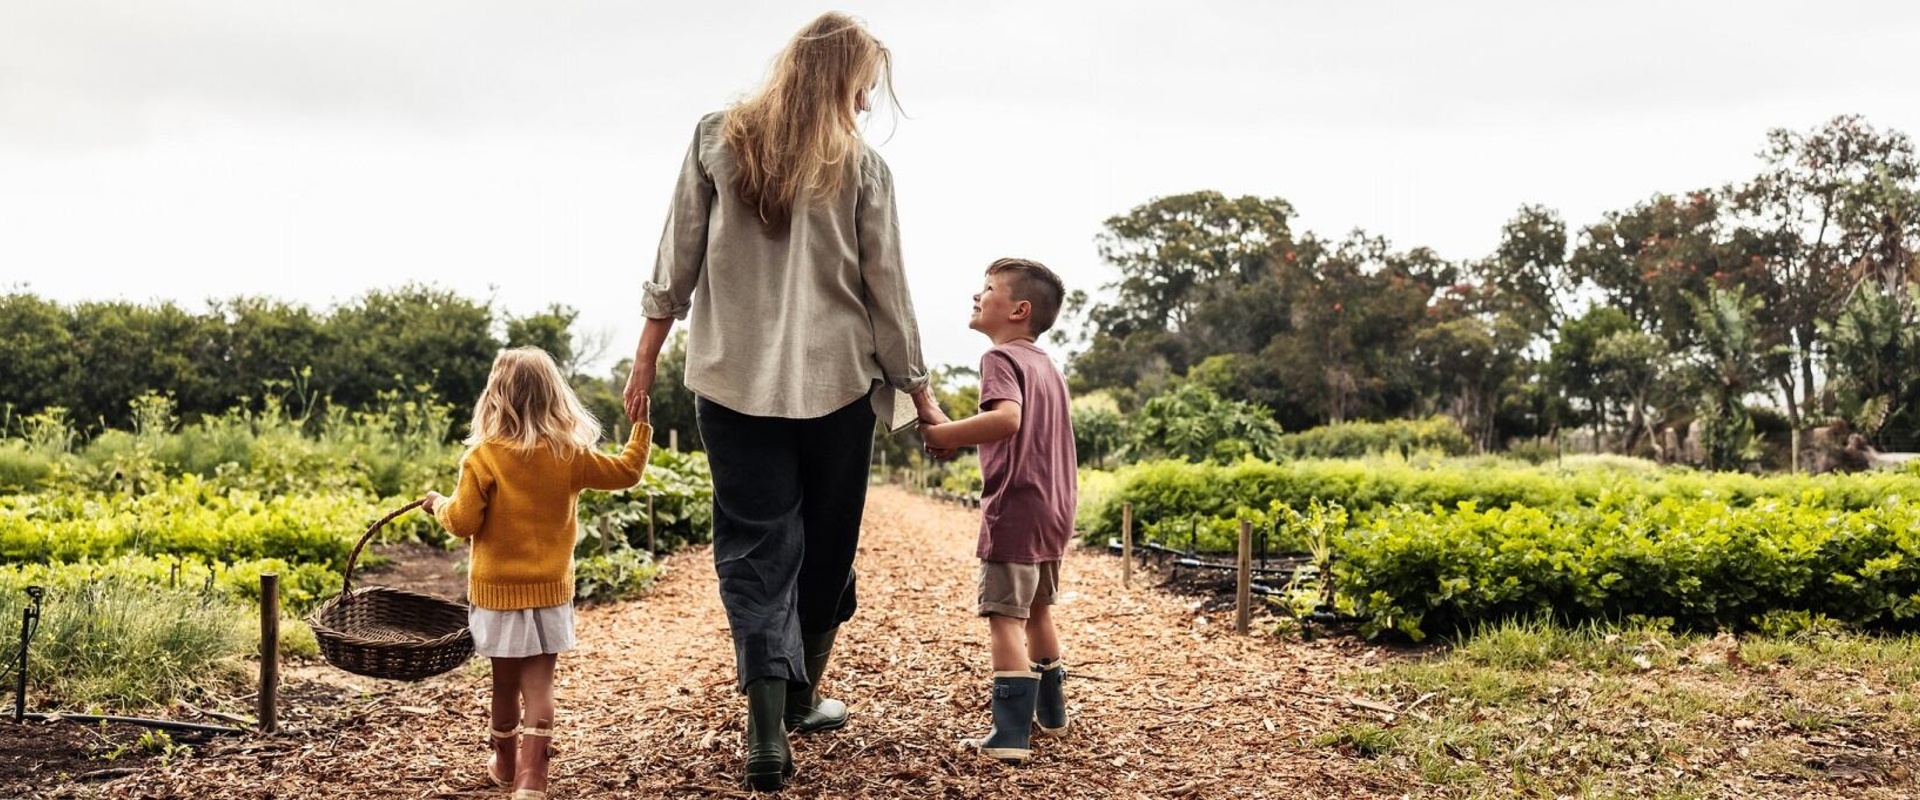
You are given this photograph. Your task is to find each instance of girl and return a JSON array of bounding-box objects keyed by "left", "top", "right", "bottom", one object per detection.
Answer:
[
  {"left": 424, "top": 346, "right": 650, "bottom": 800},
  {"left": 623, "top": 11, "right": 943, "bottom": 791}
]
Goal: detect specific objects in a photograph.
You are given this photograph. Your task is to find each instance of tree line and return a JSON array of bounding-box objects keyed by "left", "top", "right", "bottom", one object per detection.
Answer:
[
  {"left": 0, "top": 286, "right": 628, "bottom": 435},
  {"left": 1061, "top": 115, "right": 1920, "bottom": 467},
  {"left": 5, "top": 116, "right": 1915, "bottom": 470}
]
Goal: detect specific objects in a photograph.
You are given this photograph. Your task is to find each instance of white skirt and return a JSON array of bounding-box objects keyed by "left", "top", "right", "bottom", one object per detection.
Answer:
[{"left": 469, "top": 603, "right": 576, "bottom": 658}]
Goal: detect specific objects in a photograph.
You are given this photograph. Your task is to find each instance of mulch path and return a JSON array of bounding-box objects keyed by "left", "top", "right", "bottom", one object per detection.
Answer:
[{"left": 47, "top": 486, "right": 1396, "bottom": 799}]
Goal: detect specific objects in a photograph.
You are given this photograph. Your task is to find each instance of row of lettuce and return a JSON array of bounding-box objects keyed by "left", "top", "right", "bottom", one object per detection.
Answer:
[
  {"left": 0, "top": 393, "right": 712, "bottom": 706},
  {"left": 1076, "top": 455, "right": 1920, "bottom": 639}
]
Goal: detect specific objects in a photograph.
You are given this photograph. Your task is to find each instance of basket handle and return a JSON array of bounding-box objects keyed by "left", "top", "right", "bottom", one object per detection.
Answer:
[{"left": 340, "top": 499, "right": 428, "bottom": 598}]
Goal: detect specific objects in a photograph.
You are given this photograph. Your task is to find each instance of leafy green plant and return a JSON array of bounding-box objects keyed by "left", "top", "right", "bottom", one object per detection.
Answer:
[{"left": 573, "top": 549, "right": 662, "bottom": 603}]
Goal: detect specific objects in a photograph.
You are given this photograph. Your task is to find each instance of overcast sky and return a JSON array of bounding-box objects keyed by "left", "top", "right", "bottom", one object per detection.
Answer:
[{"left": 4, "top": 1, "right": 1918, "bottom": 375}]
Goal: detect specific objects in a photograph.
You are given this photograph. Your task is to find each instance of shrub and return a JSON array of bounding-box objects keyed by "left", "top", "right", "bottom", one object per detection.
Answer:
[{"left": 1275, "top": 416, "right": 1472, "bottom": 460}]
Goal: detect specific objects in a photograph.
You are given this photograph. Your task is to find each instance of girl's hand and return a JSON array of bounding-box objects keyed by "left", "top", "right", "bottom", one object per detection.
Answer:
[{"left": 422, "top": 490, "right": 445, "bottom": 512}]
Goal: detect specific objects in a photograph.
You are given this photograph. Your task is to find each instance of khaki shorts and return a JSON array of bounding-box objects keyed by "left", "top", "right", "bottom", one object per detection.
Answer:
[{"left": 977, "top": 560, "right": 1061, "bottom": 619}]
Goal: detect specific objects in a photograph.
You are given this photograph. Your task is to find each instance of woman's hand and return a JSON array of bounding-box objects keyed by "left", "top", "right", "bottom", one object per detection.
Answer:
[
  {"left": 422, "top": 490, "right": 445, "bottom": 513},
  {"left": 623, "top": 363, "right": 655, "bottom": 422},
  {"left": 911, "top": 387, "right": 949, "bottom": 426}
]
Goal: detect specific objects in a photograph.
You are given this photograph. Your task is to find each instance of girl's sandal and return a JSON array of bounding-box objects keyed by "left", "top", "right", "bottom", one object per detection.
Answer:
[
  {"left": 486, "top": 726, "right": 520, "bottom": 788},
  {"left": 512, "top": 725, "right": 558, "bottom": 799}
]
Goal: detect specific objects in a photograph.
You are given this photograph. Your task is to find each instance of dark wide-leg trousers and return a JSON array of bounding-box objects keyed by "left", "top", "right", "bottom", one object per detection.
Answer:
[{"left": 696, "top": 394, "right": 873, "bottom": 693}]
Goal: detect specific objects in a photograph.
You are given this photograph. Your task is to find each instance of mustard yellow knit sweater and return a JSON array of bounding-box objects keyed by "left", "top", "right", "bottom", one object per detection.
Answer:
[{"left": 433, "top": 423, "right": 652, "bottom": 610}]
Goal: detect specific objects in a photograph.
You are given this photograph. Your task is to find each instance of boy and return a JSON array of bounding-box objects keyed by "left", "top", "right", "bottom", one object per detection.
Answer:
[{"left": 919, "top": 257, "right": 1078, "bottom": 765}]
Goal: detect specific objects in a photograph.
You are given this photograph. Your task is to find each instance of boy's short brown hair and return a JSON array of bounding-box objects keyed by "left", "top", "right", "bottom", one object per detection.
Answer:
[{"left": 986, "top": 257, "right": 1066, "bottom": 335}]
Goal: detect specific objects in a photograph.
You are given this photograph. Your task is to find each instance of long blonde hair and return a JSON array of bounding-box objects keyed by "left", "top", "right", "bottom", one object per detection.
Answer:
[
  {"left": 724, "top": 11, "right": 896, "bottom": 235},
  {"left": 465, "top": 346, "right": 602, "bottom": 456}
]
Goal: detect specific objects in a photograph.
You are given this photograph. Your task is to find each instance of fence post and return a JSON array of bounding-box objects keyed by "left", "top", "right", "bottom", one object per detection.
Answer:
[
  {"left": 669, "top": 428, "right": 679, "bottom": 452},
  {"left": 1235, "top": 519, "right": 1252, "bottom": 635},
  {"left": 1121, "top": 503, "right": 1133, "bottom": 589},
  {"left": 259, "top": 573, "right": 280, "bottom": 734}
]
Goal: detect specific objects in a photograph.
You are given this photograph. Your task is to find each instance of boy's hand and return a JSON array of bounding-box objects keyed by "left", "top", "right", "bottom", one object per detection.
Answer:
[
  {"left": 919, "top": 422, "right": 957, "bottom": 461},
  {"left": 422, "top": 490, "right": 445, "bottom": 512}
]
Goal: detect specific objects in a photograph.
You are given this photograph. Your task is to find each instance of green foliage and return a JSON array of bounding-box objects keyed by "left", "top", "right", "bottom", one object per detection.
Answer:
[
  {"left": 0, "top": 579, "right": 251, "bottom": 707},
  {"left": 1272, "top": 417, "right": 1471, "bottom": 460},
  {"left": 633, "top": 329, "right": 703, "bottom": 452},
  {"left": 1071, "top": 391, "right": 1126, "bottom": 468},
  {"left": 0, "top": 440, "right": 51, "bottom": 492},
  {"left": 1688, "top": 286, "right": 1770, "bottom": 469},
  {"left": 0, "top": 285, "right": 501, "bottom": 435},
  {"left": 577, "top": 446, "right": 715, "bottom": 553},
  {"left": 1085, "top": 456, "right": 1920, "bottom": 638},
  {"left": 936, "top": 452, "right": 982, "bottom": 495},
  {"left": 504, "top": 304, "right": 581, "bottom": 373},
  {"left": 1820, "top": 282, "right": 1920, "bottom": 446},
  {"left": 1082, "top": 456, "right": 1920, "bottom": 543},
  {"left": 0, "top": 324, "right": 717, "bottom": 713},
  {"left": 1337, "top": 496, "right": 1920, "bottom": 639},
  {"left": 573, "top": 548, "right": 662, "bottom": 603},
  {"left": 1129, "top": 383, "right": 1281, "bottom": 464}
]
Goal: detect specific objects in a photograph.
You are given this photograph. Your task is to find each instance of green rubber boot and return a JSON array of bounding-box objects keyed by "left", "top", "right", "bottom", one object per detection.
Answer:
[
  {"left": 743, "top": 677, "right": 793, "bottom": 791},
  {"left": 785, "top": 628, "right": 849, "bottom": 733}
]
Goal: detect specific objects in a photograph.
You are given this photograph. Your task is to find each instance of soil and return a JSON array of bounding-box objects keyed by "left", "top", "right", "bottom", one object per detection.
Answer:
[
  {"left": 0, "top": 718, "right": 162, "bottom": 798},
  {"left": 360, "top": 541, "right": 469, "bottom": 603}
]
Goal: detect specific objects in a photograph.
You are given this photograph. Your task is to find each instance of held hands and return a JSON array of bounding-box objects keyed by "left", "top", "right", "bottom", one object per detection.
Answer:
[
  {"left": 914, "top": 388, "right": 957, "bottom": 461},
  {"left": 919, "top": 420, "right": 957, "bottom": 461},
  {"left": 622, "top": 363, "right": 654, "bottom": 423}
]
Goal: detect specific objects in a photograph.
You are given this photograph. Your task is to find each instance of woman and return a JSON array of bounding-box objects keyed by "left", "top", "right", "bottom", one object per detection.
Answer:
[{"left": 622, "top": 12, "right": 944, "bottom": 791}]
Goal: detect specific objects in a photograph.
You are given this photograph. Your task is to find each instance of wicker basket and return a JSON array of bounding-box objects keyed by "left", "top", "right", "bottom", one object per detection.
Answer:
[{"left": 308, "top": 499, "right": 474, "bottom": 681}]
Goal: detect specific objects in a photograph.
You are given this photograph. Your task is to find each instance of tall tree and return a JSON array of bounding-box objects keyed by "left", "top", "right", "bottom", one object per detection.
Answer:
[
  {"left": 318, "top": 284, "right": 499, "bottom": 415},
  {"left": 1090, "top": 191, "right": 1297, "bottom": 339},
  {"left": 0, "top": 293, "right": 79, "bottom": 419},
  {"left": 1689, "top": 286, "right": 1770, "bottom": 469},
  {"left": 505, "top": 304, "right": 580, "bottom": 372},
  {"left": 1569, "top": 192, "right": 1738, "bottom": 352},
  {"left": 1728, "top": 115, "right": 1920, "bottom": 430},
  {"left": 1477, "top": 204, "right": 1570, "bottom": 335},
  {"left": 1544, "top": 306, "right": 1635, "bottom": 446}
]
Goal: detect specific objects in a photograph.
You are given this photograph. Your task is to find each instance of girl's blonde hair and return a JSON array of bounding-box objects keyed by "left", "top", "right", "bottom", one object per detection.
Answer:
[
  {"left": 465, "top": 346, "right": 602, "bottom": 456},
  {"left": 724, "top": 11, "right": 896, "bottom": 235}
]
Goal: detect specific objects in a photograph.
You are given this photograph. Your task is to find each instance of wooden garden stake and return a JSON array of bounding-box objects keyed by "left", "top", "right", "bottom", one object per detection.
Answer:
[
  {"left": 1235, "top": 519, "right": 1252, "bottom": 635},
  {"left": 259, "top": 573, "right": 280, "bottom": 733}
]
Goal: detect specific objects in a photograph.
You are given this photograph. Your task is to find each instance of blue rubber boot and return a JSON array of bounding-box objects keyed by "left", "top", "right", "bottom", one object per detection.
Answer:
[
  {"left": 1033, "top": 658, "right": 1068, "bottom": 736},
  {"left": 961, "top": 671, "right": 1041, "bottom": 764}
]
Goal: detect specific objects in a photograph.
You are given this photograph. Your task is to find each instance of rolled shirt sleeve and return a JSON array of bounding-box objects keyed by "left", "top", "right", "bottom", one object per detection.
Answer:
[
  {"left": 857, "top": 154, "right": 929, "bottom": 395},
  {"left": 643, "top": 115, "right": 718, "bottom": 320}
]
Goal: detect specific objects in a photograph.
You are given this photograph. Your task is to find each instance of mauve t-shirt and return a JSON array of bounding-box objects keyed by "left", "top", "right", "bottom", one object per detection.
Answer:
[{"left": 976, "top": 339, "right": 1078, "bottom": 563}]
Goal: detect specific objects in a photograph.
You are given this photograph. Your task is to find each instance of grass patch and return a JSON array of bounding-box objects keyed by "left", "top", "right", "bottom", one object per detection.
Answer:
[
  {"left": 1329, "top": 620, "right": 1920, "bottom": 798},
  {"left": 1316, "top": 722, "right": 1399, "bottom": 757},
  {"left": 0, "top": 580, "right": 252, "bottom": 709}
]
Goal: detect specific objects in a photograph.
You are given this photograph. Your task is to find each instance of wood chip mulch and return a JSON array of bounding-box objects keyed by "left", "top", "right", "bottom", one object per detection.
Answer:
[{"left": 63, "top": 486, "right": 1395, "bottom": 799}]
